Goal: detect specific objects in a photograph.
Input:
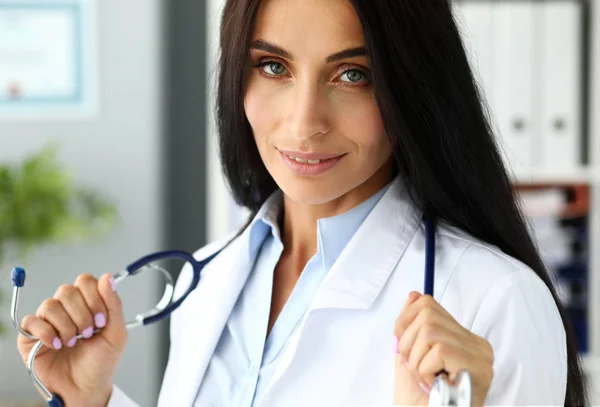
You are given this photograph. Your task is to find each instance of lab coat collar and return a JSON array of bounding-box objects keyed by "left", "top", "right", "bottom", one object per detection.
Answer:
[
  {"left": 250, "top": 180, "right": 392, "bottom": 274},
  {"left": 256, "top": 176, "right": 422, "bottom": 405},
  {"left": 316, "top": 182, "right": 391, "bottom": 272},
  {"left": 173, "top": 175, "right": 420, "bottom": 406},
  {"left": 310, "top": 175, "right": 421, "bottom": 311},
  {"left": 247, "top": 174, "right": 420, "bottom": 313},
  {"left": 170, "top": 214, "right": 257, "bottom": 406}
]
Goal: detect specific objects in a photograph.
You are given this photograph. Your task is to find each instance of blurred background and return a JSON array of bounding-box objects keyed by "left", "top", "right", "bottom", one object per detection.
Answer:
[{"left": 0, "top": 0, "right": 599, "bottom": 405}]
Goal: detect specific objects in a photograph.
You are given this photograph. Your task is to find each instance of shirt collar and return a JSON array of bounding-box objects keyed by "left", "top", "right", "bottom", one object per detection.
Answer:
[
  {"left": 248, "top": 189, "right": 284, "bottom": 258},
  {"left": 316, "top": 182, "right": 391, "bottom": 271},
  {"left": 247, "top": 180, "right": 393, "bottom": 270}
]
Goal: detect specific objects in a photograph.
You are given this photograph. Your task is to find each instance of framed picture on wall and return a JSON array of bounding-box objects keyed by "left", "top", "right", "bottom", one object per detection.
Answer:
[{"left": 0, "top": 0, "right": 99, "bottom": 120}]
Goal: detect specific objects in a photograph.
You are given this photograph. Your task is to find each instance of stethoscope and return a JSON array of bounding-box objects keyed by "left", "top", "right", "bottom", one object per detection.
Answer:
[
  {"left": 10, "top": 216, "right": 471, "bottom": 407},
  {"left": 423, "top": 218, "right": 472, "bottom": 407}
]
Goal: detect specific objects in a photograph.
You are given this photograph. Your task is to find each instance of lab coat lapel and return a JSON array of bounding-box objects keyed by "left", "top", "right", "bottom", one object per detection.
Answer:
[
  {"left": 311, "top": 176, "right": 421, "bottom": 311},
  {"left": 173, "top": 227, "right": 254, "bottom": 406},
  {"left": 258, "top": 177, "right": 422, "bottom": 405}
]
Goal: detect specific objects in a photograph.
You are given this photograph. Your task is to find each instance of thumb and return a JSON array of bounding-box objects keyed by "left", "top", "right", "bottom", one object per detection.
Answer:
[{"left": 97, "top": 273, "right": 127, "bottom": 350}]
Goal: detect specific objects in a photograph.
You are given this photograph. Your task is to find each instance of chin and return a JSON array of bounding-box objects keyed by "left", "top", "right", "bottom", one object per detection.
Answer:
[
  {"left": 283, "top": 189, "right": 348, "bottom": 206},
  {"left": 274, "top": 172, "right": 355, "bottom": 206}
]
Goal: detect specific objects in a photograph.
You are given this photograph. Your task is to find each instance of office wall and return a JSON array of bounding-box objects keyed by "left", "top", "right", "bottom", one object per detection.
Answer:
[
  {"left": 206, "top": 0, "right": 251, "bottom": 242},
  {"left": 0, "top": 0, "right": 165, "bottom": 405}
]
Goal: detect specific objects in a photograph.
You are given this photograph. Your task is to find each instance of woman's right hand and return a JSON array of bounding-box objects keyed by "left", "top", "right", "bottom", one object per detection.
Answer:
[{"left": 16, "top": 273, "right": 128, "bottom": 407}]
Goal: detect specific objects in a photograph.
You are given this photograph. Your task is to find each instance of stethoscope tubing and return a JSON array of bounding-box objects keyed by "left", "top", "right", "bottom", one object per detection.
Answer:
[{"left": 11, "top": 215, "right": 471, "bottom": 406}]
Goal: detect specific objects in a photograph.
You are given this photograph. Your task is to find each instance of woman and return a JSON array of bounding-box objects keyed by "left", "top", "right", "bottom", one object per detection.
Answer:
[{"left": 17, "top": 0, "right": 587, "bottom": 406}]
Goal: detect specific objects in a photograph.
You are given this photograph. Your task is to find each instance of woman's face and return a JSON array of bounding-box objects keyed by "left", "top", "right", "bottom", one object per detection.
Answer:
[{"left": 245, "top": 0, "right": 393, "bottom": 206}]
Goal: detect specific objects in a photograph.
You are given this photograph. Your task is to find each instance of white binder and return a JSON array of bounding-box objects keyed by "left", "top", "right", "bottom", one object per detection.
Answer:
[
  {"left": 490, "top": 1, "right": 537, "bottom": 176},
  {"left": 455, "top": 0, "right": 583, "bottom": 179},
  {"left": 538, "top": 0, "right": 583, "bottom": 173},
  {"left": 453, "top": 1, "right": 494, "bottom": 109},
  {"left": 454, "top": 1, "right": 536, "bottom": 176}
]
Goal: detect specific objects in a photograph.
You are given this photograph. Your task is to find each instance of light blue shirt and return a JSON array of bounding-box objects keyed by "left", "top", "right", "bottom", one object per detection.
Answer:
[{"left": 194, "top": 185, "right": 390, "bottom": 407}]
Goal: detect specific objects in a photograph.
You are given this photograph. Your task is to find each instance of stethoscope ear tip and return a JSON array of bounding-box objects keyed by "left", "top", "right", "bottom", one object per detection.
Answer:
[{"left": 11, "top": 267, "right": 26, "bottom": 288}]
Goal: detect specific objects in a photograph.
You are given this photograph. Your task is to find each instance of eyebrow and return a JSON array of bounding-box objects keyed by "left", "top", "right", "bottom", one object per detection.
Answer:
[{"left": 249, "top": 40, "right": 367, "bottom": 63}]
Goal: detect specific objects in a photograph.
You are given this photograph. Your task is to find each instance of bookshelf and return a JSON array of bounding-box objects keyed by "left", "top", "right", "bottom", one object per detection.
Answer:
[
  {"left": 452, "top": 0, "right": 600, "bottom": 402},
  {"left": 585, "top": 0, "right": 600, "bottom": 402}
]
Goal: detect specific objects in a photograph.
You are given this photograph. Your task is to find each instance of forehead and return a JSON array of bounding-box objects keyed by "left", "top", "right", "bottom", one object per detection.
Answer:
[{"left": 252, "top": 0, "right": 365, "bottom": 49}]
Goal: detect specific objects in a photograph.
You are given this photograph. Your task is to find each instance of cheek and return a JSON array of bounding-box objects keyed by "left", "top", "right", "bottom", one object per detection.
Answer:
[
  {"left": 334, "top": 93, "right": 389, "bottom": 156},
  {"left": 244, "top": 79, "right": 284, "bottom": 144}
]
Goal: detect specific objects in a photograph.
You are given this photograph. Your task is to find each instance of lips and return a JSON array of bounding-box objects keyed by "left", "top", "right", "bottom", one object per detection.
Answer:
[
  {"left": 278, "top": 149, "right": 344, "bottom": 162},
  {"left": 285, "top": 155, "right": 327, "bottom": 164},
  {"left": 278, "top": 149, "right": 346, "bottom": 176}
]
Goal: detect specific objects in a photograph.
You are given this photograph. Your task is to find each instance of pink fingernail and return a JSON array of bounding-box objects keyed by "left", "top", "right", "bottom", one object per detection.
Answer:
[
  {"left": 392, "top": 335, "right": 398, "bottom": 354},
  {"left": 82, "top": 326, "right": 94, "bottom": 338},
  {"left": 419, "top": 382, "right": 430, "bottom": 394},
  {"left": 95, "top": 313, "right": 106, "bottom": 328},
  {"left": 67, "top": 336, "right": 77, "bottom": 347},
  {"left": 53, "top": 337, "right": 62, "bottom": 350},
  {"left": 109, "top": 276, "right": 116, "bottom": 292}
]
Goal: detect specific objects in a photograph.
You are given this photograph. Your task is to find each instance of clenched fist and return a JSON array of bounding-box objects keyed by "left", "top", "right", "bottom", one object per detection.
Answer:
[
  {"left": 393, "top": 292, "right": 494, "bottom": 406},
  {"left": 17, "top": 273, "right": 128, "bottom": 407}
]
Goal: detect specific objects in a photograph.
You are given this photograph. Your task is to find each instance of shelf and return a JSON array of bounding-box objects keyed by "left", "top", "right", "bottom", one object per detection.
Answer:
[
  {"left": 516, "top": 184, "right": 590, "bottom": 218},
  {"left": 511, "top": 168, "right": 597, "bottom": 186}
]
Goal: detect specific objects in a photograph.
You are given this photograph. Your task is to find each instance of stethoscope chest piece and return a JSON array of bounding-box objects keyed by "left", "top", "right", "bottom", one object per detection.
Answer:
[{"left": 428, "top": 370, "right": 472, "bottom": 407}]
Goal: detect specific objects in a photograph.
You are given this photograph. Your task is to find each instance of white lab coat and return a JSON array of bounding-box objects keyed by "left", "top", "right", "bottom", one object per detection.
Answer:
[{"left": 108, "top": 177, "right": 567, "bottom": 406}]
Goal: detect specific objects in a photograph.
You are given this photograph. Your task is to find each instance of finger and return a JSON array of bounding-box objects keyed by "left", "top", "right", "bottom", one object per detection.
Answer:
[
  {"left": 417, "top": 343, "right": 470, "bottom": 387},
  {"left": 398, "top": 308, "right": 468, "bottom": 363},
  {"left": 397, "top": 307, "right": 438, "bottom": 362},
  {"left": 35, "top": 298, "right": 78, "bottom": 348},
  {"left": 394, "top": 292, "right": 423, "bottom": 337},
  {"left": 397, "top": 352, "right": 430, "bottom": 395},
  {"left": 408, "top": 325, "right": 467, "bottom": 378},
  {"left": 97, "top": 273, "right": 127, "bottom": 347},
  {"left": 417, "top": 294, "right": 454, "bottom": 319},
  {"left": 393, "top": 336, "right": 431, "bottom": 401},
  {"left": 402, "top": 291, "right": 422, "bottom": 311},
  {"left": 396, "top": 292, "right": 448, "bottom": 338},
  {"left": 75, "top": 273, "right": 108, "bottom": 330},
  {"left": 398, "top": 311, "right": 446, "bottom": 390},
  {"left": 54, "top": 284, "right": 95, "bottom": 341},
  {"left": 19, "top": 314, "right": 63, "bottom": 352}
]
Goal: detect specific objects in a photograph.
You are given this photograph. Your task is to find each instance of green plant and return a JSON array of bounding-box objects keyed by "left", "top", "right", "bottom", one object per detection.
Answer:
[{"left": 0, "top": 143, "right": 118, "bottom": 336}]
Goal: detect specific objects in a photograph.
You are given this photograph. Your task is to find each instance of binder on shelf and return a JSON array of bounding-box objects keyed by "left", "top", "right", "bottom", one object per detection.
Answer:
[
  {"left": 455, "top": 1, "right": 537, "bottom": 176},
  {"left": 454, "top": 1, "right": 494, "bottom": 107},
  {"left": 490, "top": 1, "right": 536, "bottom": 176},
  {"left": 538, "top": 0, "right": 583, "bottom": 173}
]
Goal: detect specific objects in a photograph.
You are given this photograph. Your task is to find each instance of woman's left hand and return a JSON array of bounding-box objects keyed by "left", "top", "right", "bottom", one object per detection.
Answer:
[{"left": 393, "top": 292, "right": 494, "bottom": 407}]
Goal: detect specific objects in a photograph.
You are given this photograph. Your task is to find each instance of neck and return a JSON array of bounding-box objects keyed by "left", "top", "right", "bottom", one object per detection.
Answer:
[{"left": 280, "top": 161, "right": 394, "bottom": 267}]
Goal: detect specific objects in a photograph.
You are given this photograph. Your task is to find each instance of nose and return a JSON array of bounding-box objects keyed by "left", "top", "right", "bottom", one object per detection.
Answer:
[{"left": 284, "top": 79, "right": 331, "bottom": 140}]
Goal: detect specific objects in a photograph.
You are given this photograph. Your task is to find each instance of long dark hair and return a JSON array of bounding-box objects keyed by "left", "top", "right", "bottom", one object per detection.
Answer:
[{"left": 216, "top": 1, "right": 587, "bottom": 405}]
